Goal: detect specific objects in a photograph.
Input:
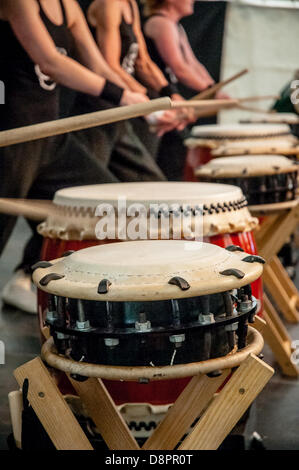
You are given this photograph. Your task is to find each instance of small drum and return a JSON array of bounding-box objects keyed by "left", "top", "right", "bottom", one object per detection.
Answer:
[
  {"left": 184, "top": 123, "right": 299, "bottom": 181},
  {"left": 37, "top": 182, "right": 262, "bottom": 405},
  {"left": 242, "top": 112, "right": 299, "bottom": 139},
  {"left": 196, "top": 155, "right": 299, "bottom": 210},
  {"left": 242, "top": 112, "right": 299, "bottom": 126},
  {"left": 33, "top": 241, "right": 263, "bottom": 404}
]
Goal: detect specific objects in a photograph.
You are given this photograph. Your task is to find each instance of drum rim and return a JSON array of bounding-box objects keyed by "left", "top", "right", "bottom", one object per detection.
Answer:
[
  {"left": 32, "top": 242, "right": 264, "bottom": 301},
  {"left": 189, "top": 123, "right": 291, "bottom": 139},
  {"left": 41, "top": 326, "right": 263, "bottom": 381},
  {"left": 249, "top": 199, "right": 299, "bottom": 214},
  {"left": 195, "top": 158, "right": 299, "bottom": 178}
]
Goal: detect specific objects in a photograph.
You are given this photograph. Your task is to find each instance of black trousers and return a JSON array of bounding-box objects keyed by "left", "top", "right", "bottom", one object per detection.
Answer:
[
  {"left": 75, "top": 120, "right": 165, "bottom": 182},
  {"left": 0, "top": 132, "right": 118, "bottom": 267}
]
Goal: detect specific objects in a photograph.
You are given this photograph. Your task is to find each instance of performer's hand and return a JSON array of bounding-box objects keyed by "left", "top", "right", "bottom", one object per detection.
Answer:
[
  {"left": 171, "top": 94, "right": 197, "bottom": 124},
  {"left": 121, "top": 90, "right": 149, "bottom": 106},
  {"left": 215, "top": 91, "right": 230, "bottom": 100}
]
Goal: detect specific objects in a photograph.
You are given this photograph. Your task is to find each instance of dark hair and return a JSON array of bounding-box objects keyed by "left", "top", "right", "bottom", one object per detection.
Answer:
[{"left": 142, "top": 0, "right": 166, "bottom": 16}]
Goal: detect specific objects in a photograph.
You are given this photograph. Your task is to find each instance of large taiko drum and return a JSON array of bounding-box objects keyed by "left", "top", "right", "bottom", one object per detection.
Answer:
[
  {"left": 33, "top": 241, "right": 264, "bottom": 409},
  {"left": 196, "top": 155, "right": 299, "bottom": 211},
  {"left": 38, "top": 182, "right": 262, "bottom": 312},
  {"left": 36, "top": 182, "right": 262, "bottom": 405},
  {"left": 184, "top": 123, "right": 299, "bottom": 181}
]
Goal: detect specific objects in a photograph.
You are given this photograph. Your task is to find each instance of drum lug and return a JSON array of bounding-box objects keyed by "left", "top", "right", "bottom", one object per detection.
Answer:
[
  {"left": 241, "top": 255, "right": 265, "bottom": 264},
  {"left": 62, "top": 250, "right": 75, "bottom": 257},
  {"left": 75, "top": 300, "right": 91, "bottom": 331},
  {"left": 220, "top": 269, "right": 245, "bottom": 279},
  {"left": 104, "top": 338, "right": 120, "bottom": 349},
  {"left": 225, "top": 322, "right": 238, "bottom": 332},
  {"left": 198, "top": 313, "right": 215, "bottom": 325},
  {"left": 75, "top": 320, "right": 91, "bottom": 331},
  {"left": 135, "top": 312, "right": 151, "bottom": 332},
  {"left": 39, "top": 273, "right": 65, "bottom": 287},
  {"left": 168, "top": 276, "right": 190, "bottom": 291},
  {"left": 46, "top": 295, "right": 58, "bottom": 324},
  {"left": 31, "top": 261, "right": 53, "bottom": 271},
  {"left": 169, "top": 334, "right": 185, "bottom": 348},
  {"left": 225, "top": 245, "right": 244, "bottom": 253},
  {"left": 98, "top": 279, "right": 112, "bottom": 294}
]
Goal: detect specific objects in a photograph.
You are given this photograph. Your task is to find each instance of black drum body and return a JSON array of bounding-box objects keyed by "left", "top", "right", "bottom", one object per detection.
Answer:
[
  {"left": 46, "top": 286, "right": 257, "bottom": 367},
  {"left": 201, "top": 172, "right": 298, "bottom": 206}
]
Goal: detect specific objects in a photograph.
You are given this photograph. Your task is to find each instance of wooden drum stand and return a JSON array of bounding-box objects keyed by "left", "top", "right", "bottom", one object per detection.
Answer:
[
  {"left": 13, "top": 328, "right": 273, "bottom": 451},
  {"left": 252, "top": 201, "right": 299, "bottom": 377}
]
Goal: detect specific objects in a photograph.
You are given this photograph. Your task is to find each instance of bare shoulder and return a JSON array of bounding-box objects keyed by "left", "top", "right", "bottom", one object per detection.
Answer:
[
  {"left": 87, "top": 0, "right": 122, "bottom": 27},
  {"left": 0, "top": 0, "right": 39, "bottom": 20},
  {"left": 144, "top": 15, "right": 178, "bottom": 38}
]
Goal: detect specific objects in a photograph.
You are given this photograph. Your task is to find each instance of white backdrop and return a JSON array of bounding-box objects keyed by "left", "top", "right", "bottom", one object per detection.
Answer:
[{"left": 220, "top": 3, "right": 299, "bottom": 122}]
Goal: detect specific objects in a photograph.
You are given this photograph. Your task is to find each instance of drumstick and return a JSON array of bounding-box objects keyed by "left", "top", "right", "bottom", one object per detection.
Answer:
[
  {"left": 190, "top": 68, "right": 249, "bottom": 101},
  {"left": 0, "top": 198, "right": 54, "bottom": 221},
  {"left": 238, "top": 95, "right": 279, "bottom": 103},
  {"left": 171, "top": 99, "right": 239, "bottom": 109},
  {"left": 199, "top": 96, "right": 278, "bottom": 116},
  {"left": 0, "top": 97, "right": 171, "bottom": 148}
]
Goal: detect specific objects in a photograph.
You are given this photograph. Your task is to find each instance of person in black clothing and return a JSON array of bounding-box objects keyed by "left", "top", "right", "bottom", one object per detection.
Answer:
[
  {"left": 85, "top": 0, "right": 195, "bottom": 158},
  {"left": 142, "top": 0, "right": 227, "bottom": 180},
  {"left": 0, "top": 0, "right": 149, "bottom": 313}
]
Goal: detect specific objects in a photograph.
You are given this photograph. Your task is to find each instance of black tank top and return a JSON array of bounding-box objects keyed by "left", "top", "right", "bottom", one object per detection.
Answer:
[
  {"left": 144, "top": 14, "right": 183, "bottom": 86},
  {"left": 0, "top": 0, "right": 73, "bottom": 130},
  {"left": 119, "top": 3, "right": 138, "bottom": 76}
]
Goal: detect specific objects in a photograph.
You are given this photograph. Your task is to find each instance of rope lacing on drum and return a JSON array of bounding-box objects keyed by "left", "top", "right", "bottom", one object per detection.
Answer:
[
  {"left": 56, "top": 198, "right": 249, "bottom": 219},
  {"left": 191, "top": 131, "right": 291, "bottom": 140}
]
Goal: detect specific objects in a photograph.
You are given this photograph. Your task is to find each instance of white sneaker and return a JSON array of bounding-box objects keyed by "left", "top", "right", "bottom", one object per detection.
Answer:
[{"left": 1, "top": 269, "right": 37, "bottom": 314}]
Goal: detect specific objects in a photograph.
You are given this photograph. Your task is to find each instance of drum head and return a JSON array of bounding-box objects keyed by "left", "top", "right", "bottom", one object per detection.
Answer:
[
  {"left": 242, "top": 113, "right": 299, "bottom": 125},
  {"left": 53, "top": 182, "right": 246, "bottom": 209},
  {"left": 196, "top": 155, "right": 299, "bottom": 178},
  {"left": 38, "top": 182, "right": 258, "bottom": 239},
  {"left": 32, "top": 240, "right": 264, "bottom": 301},
  {"left": 189, "top": 123, "right": 291, "bottom": 139}
]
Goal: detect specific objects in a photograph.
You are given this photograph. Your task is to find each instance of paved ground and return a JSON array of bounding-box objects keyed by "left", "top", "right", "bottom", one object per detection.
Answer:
[{"left": 0, "top": 219, "right": 299, "bottom": 450}]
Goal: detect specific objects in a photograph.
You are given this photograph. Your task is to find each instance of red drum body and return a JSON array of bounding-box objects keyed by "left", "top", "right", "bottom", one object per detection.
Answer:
[
  {"left": 206, "top": 231, "right": 263, "bottom": 315},
  {"left": 37, "top": 182, "right": 261, "bottom": 405},
  {"left": 184, "top": 146, "right": 212, "bottom": 182}
]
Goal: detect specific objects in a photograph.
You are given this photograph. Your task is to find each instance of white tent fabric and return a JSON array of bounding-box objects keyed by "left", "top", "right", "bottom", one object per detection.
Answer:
[{"left": 220, "top": 3, "right": 299, "bottom": 122}]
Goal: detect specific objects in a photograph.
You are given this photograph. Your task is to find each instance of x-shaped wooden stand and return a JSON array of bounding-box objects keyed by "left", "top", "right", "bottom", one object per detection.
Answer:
[
  {"left": 14, "top": 332, "right": 273, "bottom": 451},
  {"left": 252, "top": 202, "right": 299, "bottom": 377}
]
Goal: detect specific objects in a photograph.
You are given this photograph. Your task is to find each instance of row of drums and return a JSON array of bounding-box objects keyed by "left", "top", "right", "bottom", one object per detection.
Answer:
[{"left": 33, "top": 120, "right": 299, "bottom": 429}]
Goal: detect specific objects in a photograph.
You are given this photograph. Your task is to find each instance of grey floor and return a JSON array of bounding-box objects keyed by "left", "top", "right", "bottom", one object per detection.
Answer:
[{"left": 0, "top": 219, "right": 299, "bottom": 450}]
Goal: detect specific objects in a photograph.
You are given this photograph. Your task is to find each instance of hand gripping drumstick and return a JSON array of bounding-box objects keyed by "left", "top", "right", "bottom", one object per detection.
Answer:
[
  {"left": 0, "top": 97, "right": 172, "bottom": 148},
  {"left": 190, "top": 68, "right": 249, "bottom": 101}
]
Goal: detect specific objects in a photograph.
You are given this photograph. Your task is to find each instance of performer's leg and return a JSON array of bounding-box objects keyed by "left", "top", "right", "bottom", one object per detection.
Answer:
[{"left": 109, "top": 121, "right": 166, "bottom": 182}]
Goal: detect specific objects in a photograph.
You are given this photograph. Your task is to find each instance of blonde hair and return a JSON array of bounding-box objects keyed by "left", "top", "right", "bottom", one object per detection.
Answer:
[{"left": 142, "top": 0, "right": 166, "bottom": 17}]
